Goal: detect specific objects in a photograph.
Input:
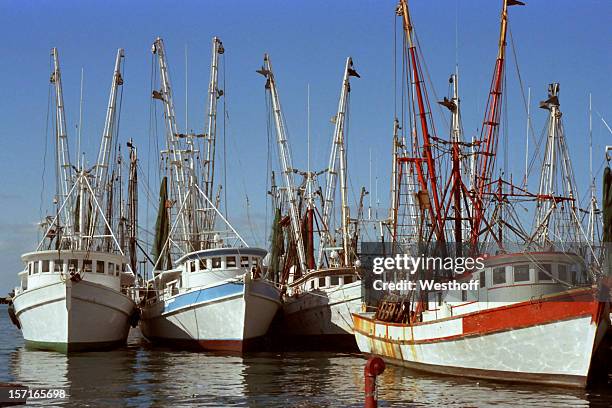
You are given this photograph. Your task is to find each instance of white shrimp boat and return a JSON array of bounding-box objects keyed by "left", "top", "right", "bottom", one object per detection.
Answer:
[
  {"left": 138, "top": 38, "right": 280, "bottom": 351},
  {"left": 12, "top": 250, "right": 137, "bottom": 352},
  {"left": 260, "top": 54, "right": 364, "bottom": 348},
  {"left": 282, "top": 267, "right": 362, "bottom": 345},
  {"left": 140, "top": 247, "right": 281, "bottom": 351},
  {"left": 9, "top": 47, "right": 138, "bottom": 352}
]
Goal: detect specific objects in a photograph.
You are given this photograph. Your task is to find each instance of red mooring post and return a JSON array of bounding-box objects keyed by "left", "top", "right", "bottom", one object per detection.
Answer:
[{"left": 364, "top": 357, "right": 385, "bottom": 408}]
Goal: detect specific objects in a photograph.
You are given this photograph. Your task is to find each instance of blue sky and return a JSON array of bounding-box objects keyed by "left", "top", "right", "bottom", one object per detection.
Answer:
[{"left": 0, "top": 0, "right": 610, "bottom": 292}]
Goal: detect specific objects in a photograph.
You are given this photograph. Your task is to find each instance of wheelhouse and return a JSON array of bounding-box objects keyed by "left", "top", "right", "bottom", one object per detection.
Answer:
[{"left": 17, "top": 250, "right": 132, "bottom": 294}]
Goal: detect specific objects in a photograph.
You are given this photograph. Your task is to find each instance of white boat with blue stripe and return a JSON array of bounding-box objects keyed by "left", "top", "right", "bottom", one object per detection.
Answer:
[{"left": 140, "top": 247, "right": 281, "bottom": 352}]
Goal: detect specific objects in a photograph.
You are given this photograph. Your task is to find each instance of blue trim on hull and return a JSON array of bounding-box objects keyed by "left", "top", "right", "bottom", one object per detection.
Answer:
[{"left": 164, "top": 281, "right": 244, "bottom": 313}]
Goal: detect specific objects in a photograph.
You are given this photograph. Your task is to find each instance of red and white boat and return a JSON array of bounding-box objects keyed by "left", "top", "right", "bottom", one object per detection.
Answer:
[
  {"left": 354, "top": 252, "right": 611, "bottom": 387},
  {"left": 355, "top": 0, "right": 611, "bottom": 388}
]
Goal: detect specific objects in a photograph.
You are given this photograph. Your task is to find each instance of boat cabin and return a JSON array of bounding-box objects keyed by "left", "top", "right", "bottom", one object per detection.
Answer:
[
  {"left": 17, "top": 250, "right": 133, "bottom": 295},
  {"left": 423, "top": 251, "right": 588, "bottom": 322},
  {"left": 152, "top": 247, "right": 268, "bottom": 298},
  {"left": 286, "top": 267, "right": 360, "bottom": 296}
]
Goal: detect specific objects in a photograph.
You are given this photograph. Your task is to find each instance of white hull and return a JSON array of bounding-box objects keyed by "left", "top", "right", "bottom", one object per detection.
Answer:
[
  {"left": 354, "top": 289, "right": 610, "bottom": 387},
  {"left": 12, "top": 279, "right": 136, "bottom": 352},
  {"left": 283, "top": 280, "right": 362, "bottom": 338},
  {"left": 140, "top": 275, "right": 281, "bottom": 352}
]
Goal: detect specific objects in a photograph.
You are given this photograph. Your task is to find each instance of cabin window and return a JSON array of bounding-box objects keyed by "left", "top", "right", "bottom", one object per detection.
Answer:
[
  {"left": 212, "top": 257, "right": 221, "bottom": 269},
  {"left": 318, "top": 277, "right": 326, "bottom": 288},
  {"left": 479, "top": 271, "right": 486, "bottom": 288},
  {"left": 226, "top": 256, "right": 237, "bottom": 268},
  {"left": 538, "top": 264, "right": 552, "bottom": 281},
  {"left": 82, "top": 260, "right": 92, "bottom": 273},
  {"left": 558, "top": 264, "right": 569, "bottom": 283},
  {"left": 116, "top": 264, "right": 121, "bottom": 275},
  {"left": 437, "top": 292, "right": 443, "bottom": 306},
  {"left": 28, "top": 263, "right": 32, "bottom": 275},
  {"left": 54, "top": 260, "right": 63, "bottom": 273},
  {"left": 513, "top": 265, "right": 530, "bottom": 282},
  {"left": 199, "top": 259, "right": 207, "bottom": 271},
  {"left": 240, "top": 256, "right": 249, "bottom": 268},
  {"left": 68, "top": 259, "right": 78, "bottom": 273},
  {"left": 331, "top": 276, "right": 340, "bottom": 286},
  {"left": 461, "top": 290, "right": 467, "bottom": 302},
  {"left": 96, "top": 260, "right": 105, "bottom": 274},
  {"left": 41, "top": 260, "right": 50, "bottom": 273},
  {"left": 108, "top": 262, "right": 115, "bottom": 275},
  {"left": 188, "top": 261, "right": 196, "bottom": 273},
  {"left": 492, "top": 267, "right": 506, "bottom": 285},
  {"left": 345, "top": 275, "right": 353, "bottom": 284},
  {"left": 33, "top": 262, "right": 39, "bottom": 274},
  {"left": 308, "top": 280, "right": 314, "bottom": 290}
]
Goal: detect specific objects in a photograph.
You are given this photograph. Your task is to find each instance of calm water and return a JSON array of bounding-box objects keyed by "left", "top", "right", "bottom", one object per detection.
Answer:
[{"left": 1, "top": 305, "right": 611, "bottom": 407}]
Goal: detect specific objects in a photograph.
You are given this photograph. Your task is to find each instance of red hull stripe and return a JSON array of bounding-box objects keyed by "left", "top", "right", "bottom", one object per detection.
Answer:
[
  {"left": 354, "top": 289, "right": 604, "bottom": 345},
  {"left": 146, "top": 336, "right": 245, "bottom": 352},
  {"left": 462, "top": 301, "right": 597, "bottom": 337}
]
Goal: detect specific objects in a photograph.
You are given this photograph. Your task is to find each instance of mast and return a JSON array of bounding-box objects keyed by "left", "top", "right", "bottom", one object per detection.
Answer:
[
  {"left": 127, "top": 140, "right": 139, "bottom": 275},
  {"left": 50, "top": 48, "right": 73, "bottom": 235},
  {"left": 89, "top": 49, "right": 125, "bottom": 247},
  {"left": 397, "top": 0, "right": 445, "bottom": 242},
  {"left": 258, "top": 54, "right": 307, "bottom": 274},
  {"left": 587, "top": 93, "right": 599, "bottom": 245},
  {"left": 94, "top": 49, "right": 125, "bottom": 201},
  {"left": 389, "top": 118, "right": 400, "bottom": 239},
  {"left": 203, "top": 37, "right": 224, "bottom": 200},
  {"left": 533, "top": 83, "right": 582, "bottom": 245},
  {"left": 470, "top": 0, "right": 524, "bottom": 249},
  {"left": 437, "top": 71, "right": 475, "bottom": 255},
  {"left": 317, "top": 57, "right": 359, "bottom": 268},
  {"left": 152, "top": 38, "right": 193, "bottom": 250}
]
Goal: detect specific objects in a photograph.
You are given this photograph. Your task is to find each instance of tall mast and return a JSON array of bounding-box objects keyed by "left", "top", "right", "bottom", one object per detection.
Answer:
[
  {"left": 203, "top": 37, "right": 224, "bottom": 200},
  {"left": 533, "top": 83, "right": 582, "bottom": 245},
  {"left": 127, "top": 140, "right": 139, "bottom": 275},
  {"left": 89, "top": 49, "right": 125, "bottom": 247},
  {"left": 50, "top": 48, "right": 73, "bottom": 234},
  {"left": 470, "top": 0, "right": 524, "bottom": 248},
  {"left": 397, "top": 0, "right": 444, "bottom": 242},
  {"left": 317, "top": 57, "right": 359, "bottom": 268},
  {"left": 587, "top": 93, "right": 598, "bottom": 244},
  {"left": 94, "top": 48, "right": 125, "bottom": 201},
  {"left": 258, "top": 54, "right": 307, "bottom": 274},
  {"left": 439, "top": 72, "right": 470, "bottom": 250},
  {"left": 152, "top": 38, "right": 192, "bottom": 249}
]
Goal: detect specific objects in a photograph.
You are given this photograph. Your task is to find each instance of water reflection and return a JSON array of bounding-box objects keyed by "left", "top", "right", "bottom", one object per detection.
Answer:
[{"left": 1, "top": 309, "right": 610, "bottom": 408}]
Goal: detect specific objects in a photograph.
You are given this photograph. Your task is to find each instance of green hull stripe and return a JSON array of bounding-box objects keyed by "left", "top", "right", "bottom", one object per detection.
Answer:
[{"left": 24, "top": 339, "right": 126, "bottom": 353}]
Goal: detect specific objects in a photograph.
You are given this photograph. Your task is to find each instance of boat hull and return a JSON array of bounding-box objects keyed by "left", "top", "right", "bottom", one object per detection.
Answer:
[
  {"left": 12, "top": 280, "right": 136, "bottom": 353},
  {"left": 282, "top": 280, "right": 362, "bottom": 347},
  {"left": 354, "top": 289, "right": 610, "bottom": 387},
  {"left": 139, "top": 276, "right": 281, "bottom": 352}
]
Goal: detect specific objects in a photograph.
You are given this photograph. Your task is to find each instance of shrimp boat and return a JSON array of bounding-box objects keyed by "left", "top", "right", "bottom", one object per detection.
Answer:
[
  {"left": 8, "top": 48, "right": 139, "bottom": 352},
  {"left": 353, "top": 0, "right": 611, "bottom": 387},
  {"left": 138, "top": 38, "right": 281, "bottom": 352},
  {"left": 259, "top": 55, "right": 364, "bottom": 348}
]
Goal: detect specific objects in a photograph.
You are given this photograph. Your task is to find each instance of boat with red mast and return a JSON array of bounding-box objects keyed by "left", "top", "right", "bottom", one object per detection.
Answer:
[{"left": 353, "top": 0, "right": 611, "bottom": 387}]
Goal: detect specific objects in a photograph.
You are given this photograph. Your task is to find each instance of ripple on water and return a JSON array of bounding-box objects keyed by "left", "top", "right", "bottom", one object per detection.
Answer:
[{"left": 0, "top": 306, "right": 610, "bottom": 407}]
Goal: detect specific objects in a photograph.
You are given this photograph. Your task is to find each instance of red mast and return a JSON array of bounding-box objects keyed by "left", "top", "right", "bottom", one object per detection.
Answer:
[
  {"left": 397, "top": 0, "right": 445, "bottom": 243},
  {"left": 470, "top": 0, "right": 524, "bottom": 249}
]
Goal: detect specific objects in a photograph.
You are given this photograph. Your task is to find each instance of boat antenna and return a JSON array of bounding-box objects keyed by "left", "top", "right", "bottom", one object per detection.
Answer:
[
  {"left": 524, "top": 86, "right": 530, "bottom": 189},
  {"left": 307, "top": 83, "right": 311, "bottom": 201},
  {"left": 78, "top": 67, "right": 84, "bottom": 171},
  {"left": 185, "top": 44, "right": 188, "bottom": 134}
]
